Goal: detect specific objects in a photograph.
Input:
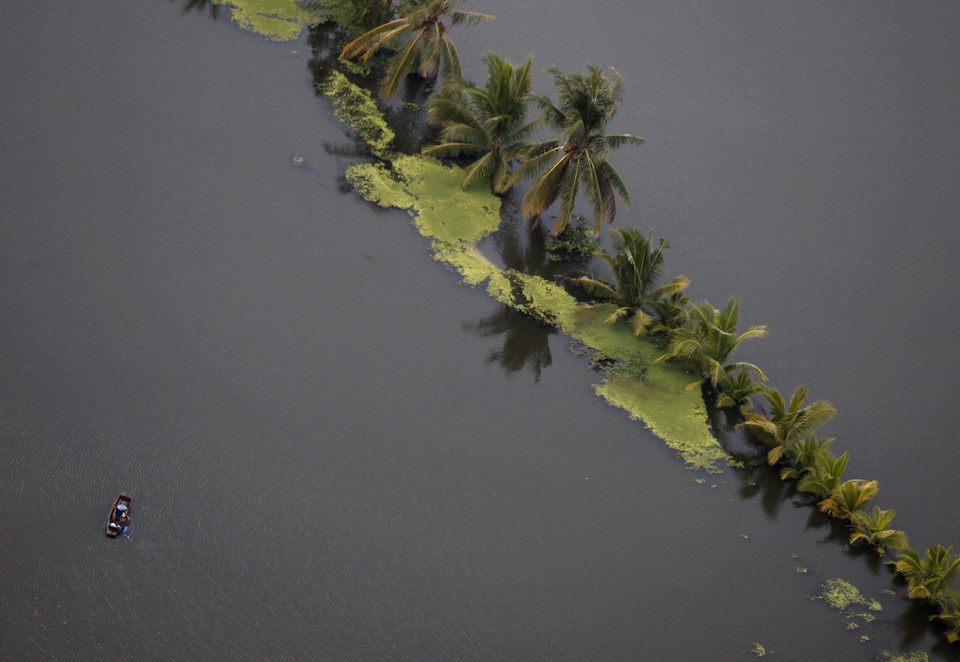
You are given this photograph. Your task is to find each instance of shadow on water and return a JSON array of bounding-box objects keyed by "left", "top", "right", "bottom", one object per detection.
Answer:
[
  {"left": 462, "top": 191, "right": 608, "bottom": 382},
  {"left": 464, "top": 306, "right": 554, "bottom": 382},
  {"left": 176, "top": 0, "right": 221, "bottom": 18}
]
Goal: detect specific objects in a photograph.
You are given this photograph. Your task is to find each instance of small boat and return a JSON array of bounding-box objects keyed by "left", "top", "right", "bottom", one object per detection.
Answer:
[{"left": 106, "top": 492, "right": 132, "bottom": 538}]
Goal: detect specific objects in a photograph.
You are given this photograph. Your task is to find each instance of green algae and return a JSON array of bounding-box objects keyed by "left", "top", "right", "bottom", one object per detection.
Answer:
[
  {"left": 324, "top": 73, "right": 728, "bottom": 472},
  {"left": 880, "top": 653, "right": 929, "bottom": 662},
  {"left": 347, "top": 155, "right": 501, "bottom": 242},
  {"left": 749, "top": 642, "right": 767, "bottom": 657},
  {"left": 212, "top": 0, "right": 314, "bottom": 41},
  {"left": 317, "top": 72, "right": 395, "bottom": 153},
  {"left": 817, "top": 578, "right": 882, "bottom": 612}
]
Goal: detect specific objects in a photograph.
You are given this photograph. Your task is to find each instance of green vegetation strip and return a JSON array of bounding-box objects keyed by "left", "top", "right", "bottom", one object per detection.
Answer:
[
  {"left": 326, "top": 74, "right": 725, "bottom": 472},
  {"left": 211, "top": 0, "right": 314, "bottom": 41}
]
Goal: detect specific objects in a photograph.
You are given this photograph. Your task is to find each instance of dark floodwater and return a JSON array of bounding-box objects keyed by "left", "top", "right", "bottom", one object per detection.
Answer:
[{"left": 1, "top": 1, "right": 958, "bottom": 660}]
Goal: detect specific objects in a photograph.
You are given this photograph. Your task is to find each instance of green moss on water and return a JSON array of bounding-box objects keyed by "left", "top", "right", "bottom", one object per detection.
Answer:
[
  {"left": 817, "top": 578, "right": 882, "bottom": 612},
  {"left": 325, "top": 74, "right": 727, "bottom": 472},
  {"left": 750, "top": 642, "right": 767, "bottom": 657},
  {"left": 212, "top": 0, "right": 313, "bottom": 41},
  {"left": 880, "top": 653, "right": 929, "bottom": 662},
  {"left": 347, "top": 155, "right": 501, "bottom": 242},
  {"left": 317, "top": 72, "right": 395, "bottom": 153}
]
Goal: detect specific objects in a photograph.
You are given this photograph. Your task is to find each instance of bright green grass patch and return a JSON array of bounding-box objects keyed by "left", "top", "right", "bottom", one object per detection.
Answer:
[
  {"left": 212, "top": 0, "right": 313, "bottom": 41},
  {"left": 326, "top": 74, "right": 727, "bottom": 472},
  {"left": 347, "top": 155, "right": 501, "bottom": 243}
]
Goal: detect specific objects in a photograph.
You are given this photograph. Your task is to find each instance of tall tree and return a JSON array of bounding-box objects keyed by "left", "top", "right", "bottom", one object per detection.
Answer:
[
  {"left": 511, "top": 65, "right": 643, "bottom": 234},
  {"left": 657, "top": 298, "right": 767, "bottom": 390},
  {"left": 339, "top": 0, "right": 493, "bottom": 97},
  {"left": 572, "top": 228, "right": 688, "bottom": 336},
  {"left": 423, "top": 52, "right": 539, "bottom": 193}
]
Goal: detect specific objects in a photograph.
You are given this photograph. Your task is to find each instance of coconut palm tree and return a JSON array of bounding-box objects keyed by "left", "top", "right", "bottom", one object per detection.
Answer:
[
  {"left": 423, "top": 52, "right": 539, "bottom": 192},
  {"left": 818, "top": 479, "right": 878, "bottom": 523},
  {"left": 646, "top": 292, "right": 690, "bottom": 339},
  {"left": 715, "top": 367, "right": 766, "bottom": 416},
  {"left": 849, "top": 506, "right": 909, "bottom": 555},
  {"left": 511, "top": 65, "right": 643, "bottom": 234},
  {"left": 657, "top": 298, "right": 767, "bottom": 390},
  {"left": 572, "top": 228, "right": 689, "bottom": 336},
  {"left": 889, "top": 545, "right": 960, "bottom": 602},
  {"left": 795, "top": 450, "right": 849, "bottom": 498},
  {"left": 339, "top": 0, "right": 493, "bottom": 98},
  {"left": 736, "top": 385, "right": 836, "bottom": 465},
  {"left": 780, "top": 435, "right": 835, "bottom": 481}
]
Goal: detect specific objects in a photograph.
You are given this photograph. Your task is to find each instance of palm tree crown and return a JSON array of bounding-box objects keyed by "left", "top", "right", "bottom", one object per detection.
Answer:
[
  {"left": 736, "top": 385, "right": 837, "bottom": 465},
  {"left": 657, "top": 298, "right": 767, "bottom": 390},
  {"left": 889, "top": 545, "right": 960, "bottom": 602},
  {"left": 572, "top": 227, "right": 689, "bottom": 336},
  {"left": 423, "top": 52, "right": 539, "bottom": 192},
  {"left": 339, "top": 0, "right": 494, "bottom": 97},
  {"left": 512, "top": 64, "right": 644, "bottom": 234}
]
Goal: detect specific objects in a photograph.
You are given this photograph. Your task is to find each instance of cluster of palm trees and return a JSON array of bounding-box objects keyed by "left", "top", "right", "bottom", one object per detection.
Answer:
[
  {"left": 324, "top": 0, "right": 959, "bottom": 645},
  {"left": 569, "top": 224, "right": 960, "bottom": 641},
  {"left": 338, "top": 0, "right": 642, "bottom": 236}
]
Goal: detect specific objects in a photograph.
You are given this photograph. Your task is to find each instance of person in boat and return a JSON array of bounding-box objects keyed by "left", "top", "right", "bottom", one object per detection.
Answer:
[{"left": 115, "top": 503, "right": 128, "bottom": 524}]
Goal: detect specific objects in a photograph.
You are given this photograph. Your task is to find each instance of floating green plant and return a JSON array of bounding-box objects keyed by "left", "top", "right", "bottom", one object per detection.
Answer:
[
  {"left": 817, "top": 578, "right": 882, "bottom": 612},
  {"left": 324, "top": 74, "right": 727, "bottom": 472},
  {"left": 211, "top": 0, "right": 314, "bottom": 41},
  {"left": 317, "top": 72, "right": 395, "bottom": 154}
]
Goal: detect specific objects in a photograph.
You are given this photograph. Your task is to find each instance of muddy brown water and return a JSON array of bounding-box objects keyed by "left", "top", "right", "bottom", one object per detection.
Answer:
[{"left": 1, "top": 0, "right": 958, "bottom": 659}]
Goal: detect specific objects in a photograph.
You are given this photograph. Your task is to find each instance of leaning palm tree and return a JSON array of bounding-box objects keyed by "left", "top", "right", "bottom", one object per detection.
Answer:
[
  {"left": 423, "top": 52, "right": 539, "bottom": 193},
  {"left": 736, "top": 385, "right": 836, "bottom": 465},
  {"left": 511, "top": 64, "right": 643, "bottom": 234},
  {"left": 572, "top": 228, "right": 689, "bottom": 336},
  {"left": 657, "top": 298, "right": 767, "bottom": 390},
  {"left": 818, "top": 479, "right": 879, "bottom": 523},
  {"left": 339, "top": 0, "right": 494, "bottom": 98},
  {"left": 849, "top": 506, "right": 909, "bottom": 555},
  {"left": 889, "top": 545, "right": 960, "bottom": 603}
]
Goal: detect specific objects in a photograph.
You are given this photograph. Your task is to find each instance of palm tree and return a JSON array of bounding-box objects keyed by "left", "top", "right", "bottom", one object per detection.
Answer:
[
  {"left": 780, "top": 435, "right": 835, "bottom": 481},
  {"left": 339, "top": 0, "right": 494, "bottom": 98},
  {"left": 423, "top": 52, "right": 539, "bottom": 193},
  {"left": 572, "top": 228, "right": 689, "bottom": 336},
  {"left": 715, "top": 367, "right": 766, "bottom": 415},
  {"left": 818, "top": 479, "right": 878, "bottom": 523},
  {"left": 657, "top": 298, "right": 767, "bottom": 390},
  {"left": 849, "top": 506, "right": 909, "bottom": 555},
  {"left": 889, "top": 545, "right": 960, "bottom": 602},
  {"left": 511, "top": 65, "right": 643, "bottom": 234},
  {"left": 646, "top": 292, "right": 690, "bottom": 339},
  {"left": 795, "top": 450, "right": 849, "bottom": 498},
  {"left": 736, "top": 385, "right": 836, "bottom": 465}
]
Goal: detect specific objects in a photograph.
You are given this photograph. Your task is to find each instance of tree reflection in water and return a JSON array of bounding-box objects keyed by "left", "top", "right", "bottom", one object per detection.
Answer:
[
  {"left": 465, "top": 305, "right": 554, "bottom": 382},
  {"left": 178, "top": 0, "right": 220, "bottom": 18}
]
